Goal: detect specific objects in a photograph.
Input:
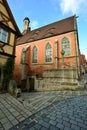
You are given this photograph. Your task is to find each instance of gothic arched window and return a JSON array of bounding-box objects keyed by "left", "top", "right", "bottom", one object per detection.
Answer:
[
  {"left": 61, "top": 37, "right": 71, "bottom": 56},
  {"left": 21, "top": 48, "right": 26, "bottom": 64},
  {"left": 45, "top": 43, "right": 52, "bottom": 62},
  {"left": 32, "top": 46, "right": 38, "bottom": 63}
]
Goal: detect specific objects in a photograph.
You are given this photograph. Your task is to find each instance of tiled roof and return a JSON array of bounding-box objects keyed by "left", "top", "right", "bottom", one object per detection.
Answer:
[{"left": 16, "top": 15, "right": 76, "bottom": 45}]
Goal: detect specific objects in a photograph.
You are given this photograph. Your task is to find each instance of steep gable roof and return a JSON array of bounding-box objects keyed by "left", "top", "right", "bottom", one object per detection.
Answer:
[
  {"left": 1, "top": 0, "right": 21, "bottom": 37},
  {"left": 16, "top": 15, "right": 77, "bottom": 45}
]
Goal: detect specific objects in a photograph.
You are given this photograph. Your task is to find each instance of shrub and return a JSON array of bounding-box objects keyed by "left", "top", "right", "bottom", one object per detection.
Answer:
[{"left": 3, "top": 57, "right": 14, "bottom": 90}]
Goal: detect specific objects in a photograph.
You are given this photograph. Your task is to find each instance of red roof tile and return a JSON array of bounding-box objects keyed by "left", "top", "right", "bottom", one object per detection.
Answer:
[{"left": 16, "top": 15, "right": 76, "bottom": 45}]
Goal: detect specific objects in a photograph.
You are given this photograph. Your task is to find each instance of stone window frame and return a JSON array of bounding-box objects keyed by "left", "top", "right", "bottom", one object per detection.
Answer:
[
  {"left": 32, "top": 46, "right": 38, "bottom": 63},
  {"left": 45, "top": 42, "right": 52, "bottom": 63},
  {"left": 61, "top": 37, "right": 71, "bottom": 57}
]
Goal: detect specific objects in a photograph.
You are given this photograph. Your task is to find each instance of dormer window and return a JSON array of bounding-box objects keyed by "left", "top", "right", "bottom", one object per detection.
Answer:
[{"left": 0, "top": 27, "right": 8, "bottom": 43}]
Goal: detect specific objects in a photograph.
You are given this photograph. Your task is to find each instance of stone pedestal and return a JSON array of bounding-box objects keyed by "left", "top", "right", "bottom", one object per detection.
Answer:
[{"left": 35, "top": 69, "right": 81, "bottom": 91}]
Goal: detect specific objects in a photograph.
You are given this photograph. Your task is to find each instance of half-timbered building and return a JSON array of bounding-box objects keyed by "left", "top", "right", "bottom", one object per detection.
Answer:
[{"left": 0, "top": 0, "right": 21, "bottom": 88}]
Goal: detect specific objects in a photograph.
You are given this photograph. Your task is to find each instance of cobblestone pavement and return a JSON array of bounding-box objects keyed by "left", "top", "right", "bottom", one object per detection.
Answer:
[{"left": 1, "top": 91, "right": 87, "bottom": 130}]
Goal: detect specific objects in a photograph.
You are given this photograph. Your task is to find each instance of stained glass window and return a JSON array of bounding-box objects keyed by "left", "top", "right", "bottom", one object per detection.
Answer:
[
  {"left": 61, "top": 37, "right": 71, "bottom": 56},
  {"left": 45, "top": 43, "right": 52, "bottom": 62},
  {"left": 32, "top": 46, "right": 38, "bottom": 63}
]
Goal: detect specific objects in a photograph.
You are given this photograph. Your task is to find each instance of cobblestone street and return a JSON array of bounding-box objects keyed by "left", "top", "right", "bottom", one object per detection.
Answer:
[
  {"left": 1, "top": 90, "right": 87, "bottom": 130},
  {"left": 1, "top": 0, "right": 87, "bottom": 129},
  {"left": 11, "top": 95, "right": 87, "bottom": 130}
]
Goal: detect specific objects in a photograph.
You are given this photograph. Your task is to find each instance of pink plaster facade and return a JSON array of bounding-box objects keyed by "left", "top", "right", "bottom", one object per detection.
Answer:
[{"left": 13, "top": 31, "right": 80, "bottom": 84}]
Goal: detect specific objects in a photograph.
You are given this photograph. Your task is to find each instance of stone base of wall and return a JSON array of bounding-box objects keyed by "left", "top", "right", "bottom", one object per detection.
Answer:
[{"left": 35, "top": 69, "right": 83, "bottom": 91}]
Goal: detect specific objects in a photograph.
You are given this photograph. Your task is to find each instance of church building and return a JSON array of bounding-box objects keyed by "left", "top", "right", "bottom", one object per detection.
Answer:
[{"left": 14, "top": 15, "right": 81, "bottom": 91}]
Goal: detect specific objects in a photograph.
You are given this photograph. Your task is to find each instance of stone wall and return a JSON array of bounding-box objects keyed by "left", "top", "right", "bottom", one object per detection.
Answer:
[{"left": 35, "top": 69, "right": 82, "bottom": 91}]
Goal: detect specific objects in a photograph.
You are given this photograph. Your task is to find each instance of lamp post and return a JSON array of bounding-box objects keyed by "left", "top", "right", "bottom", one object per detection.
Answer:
[{"left": 61, "top": 49, "right": 65, "bottom": 68}]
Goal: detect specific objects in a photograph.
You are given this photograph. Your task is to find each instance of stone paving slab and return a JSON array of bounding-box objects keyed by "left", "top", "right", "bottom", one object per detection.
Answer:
[
  {"left": 0, "top": 91, "right": 87, "bottom": 130},
  {"left": 10, "top": 95, "right": 87, "bottom": 130},
  {"left": 0, "top": 93, "right": 32, "bottom": 130}
]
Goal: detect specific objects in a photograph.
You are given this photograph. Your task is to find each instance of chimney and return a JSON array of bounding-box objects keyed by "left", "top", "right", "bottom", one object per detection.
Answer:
[{"left": 22, "top": 17, "right": 31, "bottom": 35}]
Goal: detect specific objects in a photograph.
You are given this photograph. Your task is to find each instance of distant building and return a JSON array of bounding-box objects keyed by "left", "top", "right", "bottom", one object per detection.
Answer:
[
  {"left": 80, "top": 54, "right": 87, "bottom": 73},
  {"left": 13, "top": 15, "right": 81, "bottom": 91},
  {"left": 0, "top": 0, "right": 21, "bottom": 88}
]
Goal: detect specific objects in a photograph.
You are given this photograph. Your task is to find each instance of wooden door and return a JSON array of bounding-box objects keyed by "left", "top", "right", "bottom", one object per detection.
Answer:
[{"left": 29, "top": 78, "right": 35, "bottom": 91}]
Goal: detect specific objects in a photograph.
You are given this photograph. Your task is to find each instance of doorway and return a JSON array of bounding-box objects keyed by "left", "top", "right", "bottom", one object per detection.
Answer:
[{"left": 29, "top": 78, "right": 35, "bottom": 91}]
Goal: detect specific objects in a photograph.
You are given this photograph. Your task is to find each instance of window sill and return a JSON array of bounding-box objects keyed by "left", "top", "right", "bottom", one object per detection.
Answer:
[{"left": 44, "top": 62, "right": 53, "bottom": 64}]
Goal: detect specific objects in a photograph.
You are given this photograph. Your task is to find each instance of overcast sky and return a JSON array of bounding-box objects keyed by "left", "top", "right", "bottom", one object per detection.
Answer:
[{"left": 7, "top": 0, "right": 87, "bottom": 59}]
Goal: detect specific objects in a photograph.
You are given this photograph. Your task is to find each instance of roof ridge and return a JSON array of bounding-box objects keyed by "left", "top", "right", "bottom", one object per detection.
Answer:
[{"left": 30, "top": 15, "right": 75, "bottom": 32}]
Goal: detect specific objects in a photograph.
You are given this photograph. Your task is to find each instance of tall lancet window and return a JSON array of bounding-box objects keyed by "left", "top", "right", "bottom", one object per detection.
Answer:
[
  {"left": 32, "top": 46, "right": 38, "bottom": 63},
  {"left": 61, "top": 37, "right": 71, "bottom": 56},
  {"left": 45, "top": 43, "right": 52, "bottom": 62}
]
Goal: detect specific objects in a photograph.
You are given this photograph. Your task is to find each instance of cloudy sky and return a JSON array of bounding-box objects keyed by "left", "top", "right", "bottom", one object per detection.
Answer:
[{"left": 7, "top": 0, "right": 87, "bottom": 58}]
